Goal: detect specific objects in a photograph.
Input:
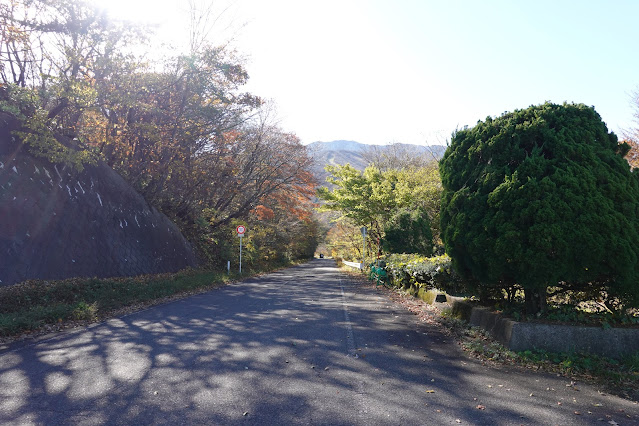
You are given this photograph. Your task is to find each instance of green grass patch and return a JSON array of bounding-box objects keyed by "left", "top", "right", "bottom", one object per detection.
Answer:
[
  {"left": 515, "top": 349, "right": 639, "bottom": 399},
  {"left": 0, "top": 263, "right": 293, "bottom": 338},
  {"left": 517, "top": 349, "right": 639, "bottom": 381}
]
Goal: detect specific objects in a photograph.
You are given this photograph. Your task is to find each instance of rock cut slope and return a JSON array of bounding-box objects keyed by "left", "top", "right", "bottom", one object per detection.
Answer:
[{"left": 0, "top": 113, "right": 197, "bottom": 287}]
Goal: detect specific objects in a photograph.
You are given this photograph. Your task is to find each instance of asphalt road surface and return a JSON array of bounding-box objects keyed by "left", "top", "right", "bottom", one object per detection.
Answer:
[{"left": 1, "top": 259, "right": 637, "bottom": 425}]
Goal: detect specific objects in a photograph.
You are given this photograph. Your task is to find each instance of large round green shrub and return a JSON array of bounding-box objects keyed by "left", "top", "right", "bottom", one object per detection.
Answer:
[{"left": 440, "top": 102, "right": 639, "bottom": 313}]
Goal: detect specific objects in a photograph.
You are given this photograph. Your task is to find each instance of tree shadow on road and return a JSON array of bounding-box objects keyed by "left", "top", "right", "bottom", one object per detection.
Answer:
[{"left": 0, "top": 260, "right": 637, "bottom": 425}]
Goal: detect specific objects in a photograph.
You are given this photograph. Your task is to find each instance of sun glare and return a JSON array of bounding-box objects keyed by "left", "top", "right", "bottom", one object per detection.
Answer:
[{"left": 92, "top": 0, "right": 177, "bottom": 24}]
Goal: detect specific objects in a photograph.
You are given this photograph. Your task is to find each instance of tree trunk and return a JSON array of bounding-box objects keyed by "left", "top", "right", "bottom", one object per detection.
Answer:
[{"left": 524, "top": 286, "right": 548, "bottom": 315}]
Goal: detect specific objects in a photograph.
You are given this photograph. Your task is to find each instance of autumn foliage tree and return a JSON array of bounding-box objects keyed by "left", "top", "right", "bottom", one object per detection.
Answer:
[
  {"left": 324, "top": 219, "right": 367, "bottom": 261},
  {"left": 0, "top": 0, "right": 320, "bottom": 267},
  {"left": 1, "top": 0, "right": 144, "bottom": 140},
  {"left": 242, "top": 178, "right": 320, "bottom": 265}
]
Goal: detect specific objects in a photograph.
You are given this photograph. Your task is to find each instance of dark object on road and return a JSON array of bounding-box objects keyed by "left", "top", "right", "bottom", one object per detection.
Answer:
[{"left": 435, "top": 294, "right": 447, "bottom": 303}]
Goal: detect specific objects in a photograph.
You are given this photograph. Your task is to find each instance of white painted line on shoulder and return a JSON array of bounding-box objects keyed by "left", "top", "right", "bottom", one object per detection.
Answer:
[{"left": 339, "top": 278, "right": 358, "bottom": 358}]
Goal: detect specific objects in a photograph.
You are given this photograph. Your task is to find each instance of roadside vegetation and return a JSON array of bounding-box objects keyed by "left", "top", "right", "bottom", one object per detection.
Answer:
[
  {"left": 323, "top": 103, "right": 639, "bottom": 401},
  {"left": 439, "top": 103, "right": 639, "bottom": 317},
  {"left": 322, "top": 103, "right": 639, "bottom": 326},
  {"left": 318, "top": 144, "right": 442, "bottom": 262},
  {"left": 0, "top": 0, "right": 320, "bottom": 270},
  {"left": 0, "top": 260, "right": 298, "bottom": 342}
]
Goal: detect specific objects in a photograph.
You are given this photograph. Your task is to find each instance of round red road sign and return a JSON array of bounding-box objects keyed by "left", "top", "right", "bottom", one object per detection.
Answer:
[{"left": 236, "top": 225, "right": 246, "bottom": 234}]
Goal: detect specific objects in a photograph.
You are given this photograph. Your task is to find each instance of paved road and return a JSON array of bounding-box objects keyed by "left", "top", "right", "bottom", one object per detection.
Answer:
[{"left": 1, "top": 259, "right": 637, "bottom": 425}]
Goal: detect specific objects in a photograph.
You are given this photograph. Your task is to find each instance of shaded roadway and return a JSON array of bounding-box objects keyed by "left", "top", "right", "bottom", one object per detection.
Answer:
[{"left": 0, "top": 259, "right": 637, "bottom": 424}]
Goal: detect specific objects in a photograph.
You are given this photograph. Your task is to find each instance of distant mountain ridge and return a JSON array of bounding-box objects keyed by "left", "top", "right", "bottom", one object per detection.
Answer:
[
  {"left": 307, "top": 140, "right": 446, "bottom": 185},
  {"left": 307, "top": 140, "right": 369, "bottom": 176},
  {"left": 308, "top": 140, "right": 369, "bottom": 153}
]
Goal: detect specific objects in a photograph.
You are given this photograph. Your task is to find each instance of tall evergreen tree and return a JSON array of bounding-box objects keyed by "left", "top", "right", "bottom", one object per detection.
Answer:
[
  {"left": 383, "top": 207, "right": 433, "bottom": 256},
  {"left": 440, "top": 102, "right": 639, "bottom": 313}
]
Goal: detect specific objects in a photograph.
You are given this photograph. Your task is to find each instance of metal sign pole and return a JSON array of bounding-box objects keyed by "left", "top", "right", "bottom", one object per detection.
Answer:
[
  {"left": 360, "top": 226, "right": 367, "bottom": 269},
  {"left": 236, "top": 225, "right": 246, "bottom": 275}
]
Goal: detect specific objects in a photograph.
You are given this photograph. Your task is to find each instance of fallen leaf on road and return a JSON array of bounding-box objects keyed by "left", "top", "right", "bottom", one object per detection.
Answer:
[
  {"left": 574, "top": 411, "right": 581, "bottom": 415},
  {"left": 476, "top": 405, "right": 486, "bottom": 410},
  {"left": 426, "top": 390, "right": 436, "bottom": 393},
  {"left": 456, "top": 419, "right": 461, "bottom": 423},
  {"left": 529, "top": 393, "right": 534, "bottom": 397}
]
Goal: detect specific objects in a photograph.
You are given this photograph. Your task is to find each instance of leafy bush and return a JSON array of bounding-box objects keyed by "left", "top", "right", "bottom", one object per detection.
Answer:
[{"left": 382, "top": 254, "right": 469, "bottom": 296}]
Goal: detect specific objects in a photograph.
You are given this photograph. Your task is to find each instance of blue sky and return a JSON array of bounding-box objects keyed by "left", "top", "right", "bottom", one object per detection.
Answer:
[{"left": 100, "top": 0, "right": 639, "bottom": 145}]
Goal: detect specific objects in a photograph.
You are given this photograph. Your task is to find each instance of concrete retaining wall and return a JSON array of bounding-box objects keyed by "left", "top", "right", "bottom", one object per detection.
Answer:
[
  {"left": 467, "top": 306, "right": 639, "bottom": 359},
  {"left": 370, "top": 274, "right": 639, "bottom": 359}
]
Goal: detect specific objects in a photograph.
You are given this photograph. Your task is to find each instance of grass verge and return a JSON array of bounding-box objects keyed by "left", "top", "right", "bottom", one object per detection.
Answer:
[{"left": 0, "top": 261, "right": 297, "bottom": 344}]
